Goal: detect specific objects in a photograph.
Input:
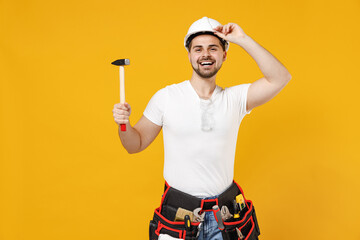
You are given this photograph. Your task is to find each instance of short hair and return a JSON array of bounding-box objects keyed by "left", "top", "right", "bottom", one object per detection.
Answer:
[{"left": 186, "top": 32, "right": 227, "bottom": 51}]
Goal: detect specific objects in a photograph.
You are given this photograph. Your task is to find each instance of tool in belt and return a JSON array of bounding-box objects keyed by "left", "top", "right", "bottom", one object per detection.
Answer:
[{"left": 149, "top": 180, "right": 260, "bottom": 240}]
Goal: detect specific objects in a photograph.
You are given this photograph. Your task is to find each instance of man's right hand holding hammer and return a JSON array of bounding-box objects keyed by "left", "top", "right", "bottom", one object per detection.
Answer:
[
  {"left": 112, "top": 103, "right": 162, "bottom": 154},
  {"left": 113, "top": 102, "right": 131, "bottom": 127}
]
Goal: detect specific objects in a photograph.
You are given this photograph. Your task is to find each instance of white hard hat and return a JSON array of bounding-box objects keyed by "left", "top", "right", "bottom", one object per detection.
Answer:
[{"left": 184, "top": 16, "right": 229, "bottom": 52}]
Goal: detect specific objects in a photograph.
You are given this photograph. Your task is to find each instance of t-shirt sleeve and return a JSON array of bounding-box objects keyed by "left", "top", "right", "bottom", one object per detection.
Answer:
[
  {"left": 228, "top": 83, "right": 252, "bottom": 116},
  {"left": 143, "top": 88, "right": 168, "bottom": 126}
]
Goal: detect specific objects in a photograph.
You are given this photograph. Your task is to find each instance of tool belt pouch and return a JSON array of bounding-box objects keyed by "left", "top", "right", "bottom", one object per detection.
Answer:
[
  {"left": 149, "top": 207, "right": 200, "bottom": 240},
  {"left": 221, "top": 199, "right": 260, "bottom": 240},
  {"left": 149, "top": 185, "right": 204, "bottom": 240}
]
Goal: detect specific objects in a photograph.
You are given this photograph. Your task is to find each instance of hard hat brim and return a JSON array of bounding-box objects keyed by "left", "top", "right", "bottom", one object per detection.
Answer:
[{"left": 185, "top": 31, "right": 229, "bottom": 52}]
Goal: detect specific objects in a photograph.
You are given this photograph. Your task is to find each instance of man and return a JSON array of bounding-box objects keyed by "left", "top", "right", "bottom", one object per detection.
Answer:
[{"left": 113, "top": 17, "right": 291, "bottom": 240}]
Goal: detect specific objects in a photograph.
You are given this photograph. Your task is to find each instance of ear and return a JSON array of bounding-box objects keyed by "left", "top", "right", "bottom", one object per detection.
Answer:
[
  {"left": 188, "top": 50, "right": 191, "bottom": 61},
  {"left": 223, "top": 51, "right": 227, "bottom": 61}
]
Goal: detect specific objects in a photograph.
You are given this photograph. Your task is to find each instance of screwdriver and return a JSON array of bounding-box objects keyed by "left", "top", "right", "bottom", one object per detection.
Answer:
[{"left": 184, "top": 215, "right": 191, "bottom": 232}]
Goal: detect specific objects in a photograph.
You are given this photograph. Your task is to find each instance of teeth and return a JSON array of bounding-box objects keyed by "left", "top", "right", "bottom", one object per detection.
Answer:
[{"left": 201, "top": 62, "right": 213, "bottom": 65}]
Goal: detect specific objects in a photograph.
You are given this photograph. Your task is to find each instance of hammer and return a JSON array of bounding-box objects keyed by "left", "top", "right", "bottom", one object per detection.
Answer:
[{"left": 111, "top": 58, "right": 130, "bottom": 131}]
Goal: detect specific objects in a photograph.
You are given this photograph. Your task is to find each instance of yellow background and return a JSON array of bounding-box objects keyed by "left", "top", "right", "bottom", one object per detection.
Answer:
[{"left": 1, "top": 0, "right": 359, "bottom": 239}]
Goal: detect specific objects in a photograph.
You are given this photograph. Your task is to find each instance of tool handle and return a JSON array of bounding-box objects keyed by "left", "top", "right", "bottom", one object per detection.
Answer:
[
  {"left": 212, "top": 205, "right": 224, "bottom": 230},
  {"left": 119, "top": 66, "right": 126, "bottom": 131},
  {"left": 184, "top": 215, "right": 191, "bottom": 231}
]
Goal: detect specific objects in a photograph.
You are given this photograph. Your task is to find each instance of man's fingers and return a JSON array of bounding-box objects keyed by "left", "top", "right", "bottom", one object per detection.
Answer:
[
  {"left": 114, "top": 118, "right": 129, "bottom": 125},
  {"left": 113, "top": 106, "right": 129, "bottom": 113},
  {"left": 113, "top": 102, "right": 132, "bottom": 125},
  {"left": 114, "top": 103, "right": 130, "bottom": 110},
  {"left": 113, "top": 109, "right": 130, "bottom": 116},
  {"left": 216, "top": 23, "right": 238, "bottom": 35},
  {"left": 114, "top": 114, "right": 129, "bottom": 124},
  {"left": 114, "top": 115, "right": 129, "bottom": 121},
  {"left": 225, "top": 24, "right": 233, "bottom": 35},
  {"left": 223, "top": 24, "right": 228, "bottom": 34},
  {"left": 214, "top": 25, "right": 224, "bottom": 34},
  {"left": 214, "top": 24, "right": 232, "bottom": 37},
  {"left": 214, "top": 29, "right": 225, "bottom": 38},
  {"left": 213, "top": 25, "right": 223, "bottom": 32}
]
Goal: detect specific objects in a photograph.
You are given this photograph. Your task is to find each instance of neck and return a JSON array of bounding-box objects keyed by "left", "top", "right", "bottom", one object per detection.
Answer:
[{"left": 189, "top": 73, "right": 217, "bottom": 99}]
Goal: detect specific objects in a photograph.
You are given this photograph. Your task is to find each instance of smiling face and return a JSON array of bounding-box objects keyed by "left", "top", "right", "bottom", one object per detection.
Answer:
[{"left": 188, "top": 34, "right": 227, "bottom": 79}]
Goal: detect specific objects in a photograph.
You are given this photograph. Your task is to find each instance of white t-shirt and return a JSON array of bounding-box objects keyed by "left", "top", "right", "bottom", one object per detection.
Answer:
[{"left": 144, "top": 80, "right": 251, "bottom": 198}]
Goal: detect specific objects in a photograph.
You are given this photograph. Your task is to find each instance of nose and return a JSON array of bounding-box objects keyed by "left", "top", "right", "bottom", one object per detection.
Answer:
[{"left": 202, "top": 50, "right": 211, "bottom": 57}]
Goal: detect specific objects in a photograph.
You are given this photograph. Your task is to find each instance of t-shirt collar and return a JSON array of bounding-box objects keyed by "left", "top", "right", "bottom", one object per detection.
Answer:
[{"left": 187, "top": 80, "right": 220, "bottom": 102}]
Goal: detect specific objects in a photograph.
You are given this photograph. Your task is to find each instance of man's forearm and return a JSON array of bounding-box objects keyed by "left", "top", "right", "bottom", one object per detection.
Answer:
[
  {"left": 118, "top": 122, "right": 141, "bottom": 154},
  {"left": 235, "top": 35, "right": 292, "bottom": 84}
]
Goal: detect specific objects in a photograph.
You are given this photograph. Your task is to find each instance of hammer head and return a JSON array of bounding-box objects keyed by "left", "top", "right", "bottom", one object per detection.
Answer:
[{"left": 111, "top": 59, "right": 130, "bottom": 66}]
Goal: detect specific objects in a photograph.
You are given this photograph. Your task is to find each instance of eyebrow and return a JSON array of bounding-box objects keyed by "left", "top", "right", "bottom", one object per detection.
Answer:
[{"left": 193, "top": 44, "right": 220, "bottom": 49}]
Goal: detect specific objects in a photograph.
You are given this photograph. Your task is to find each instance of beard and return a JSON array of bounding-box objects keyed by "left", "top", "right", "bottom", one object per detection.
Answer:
[{"left": 191, "top": 57, "right": 222, "bottom": 79}]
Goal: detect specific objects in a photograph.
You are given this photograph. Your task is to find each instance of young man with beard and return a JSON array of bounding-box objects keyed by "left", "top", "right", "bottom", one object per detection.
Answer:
[{"left": 113, "top": 17, "right": 291, "bottom": 240}]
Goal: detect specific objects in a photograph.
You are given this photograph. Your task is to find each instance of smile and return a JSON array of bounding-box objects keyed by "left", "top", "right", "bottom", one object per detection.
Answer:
[{"left": 199, "top": 61, "right": 214, "bottom": 66}]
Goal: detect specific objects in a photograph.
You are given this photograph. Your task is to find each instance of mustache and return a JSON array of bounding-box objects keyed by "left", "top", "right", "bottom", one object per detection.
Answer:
[{"left": 197, "top": 57, "right": 215, "bottom": 63}]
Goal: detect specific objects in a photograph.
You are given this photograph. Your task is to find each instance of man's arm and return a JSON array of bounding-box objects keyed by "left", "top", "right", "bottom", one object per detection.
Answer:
[
  {"left": 214, "top": 23, "right": 292, "bottom": 112},
  {"left": 113, "top": 103, "right": 162, "bottom": 154}
]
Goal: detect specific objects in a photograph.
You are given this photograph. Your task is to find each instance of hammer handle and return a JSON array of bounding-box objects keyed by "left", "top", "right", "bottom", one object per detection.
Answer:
[{"left": 119, "top": 66, "right": 126, "bottom": 131}]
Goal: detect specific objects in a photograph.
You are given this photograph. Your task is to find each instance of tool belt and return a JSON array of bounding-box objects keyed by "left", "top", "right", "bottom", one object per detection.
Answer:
[{"left": 149, "top": 180, "right": 260, "bottom": 240}]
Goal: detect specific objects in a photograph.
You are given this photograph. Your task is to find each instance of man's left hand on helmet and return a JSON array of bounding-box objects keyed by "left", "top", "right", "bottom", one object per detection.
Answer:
[{"left": 213, "top": 23, "right": 248, "bottom": 45}]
